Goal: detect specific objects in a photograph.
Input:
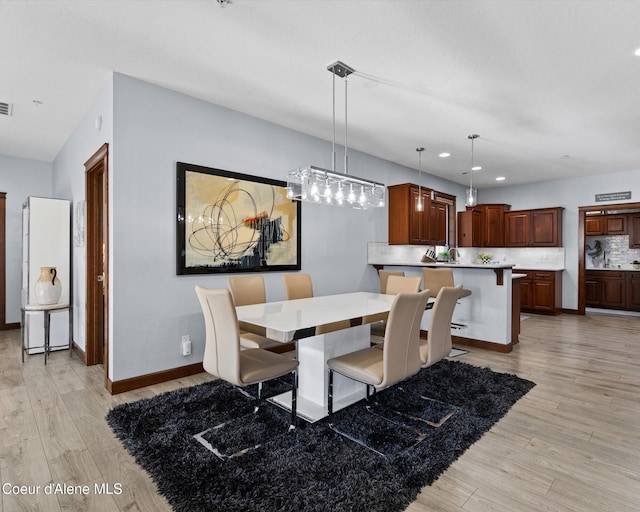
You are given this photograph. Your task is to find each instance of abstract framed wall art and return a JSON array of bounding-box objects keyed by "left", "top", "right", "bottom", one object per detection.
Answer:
[{"left": 176, "top": 162, "right": 301, "bottom": 275}]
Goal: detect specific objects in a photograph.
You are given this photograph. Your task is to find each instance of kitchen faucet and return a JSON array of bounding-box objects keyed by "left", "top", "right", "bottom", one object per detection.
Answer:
[{"left": 449, "top": 248, "right": 462, "bottom": 263}]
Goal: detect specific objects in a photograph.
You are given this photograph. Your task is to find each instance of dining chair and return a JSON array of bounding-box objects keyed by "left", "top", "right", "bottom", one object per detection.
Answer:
[
  {"left": 378, "top": 269, "right": 405, "bottom": 293},
  {"left": 420, "top": 285, "right": 462, "bottom": 368},
  {"left": 228, "top": 275, "right": 280, "bottom": 350},
  {"left": 364, "top": 275, "right": 423, "bottom": 339},
  {"left": 421, "top": 267, "right": 472, "bottom": 298},
  {"left": 282, "top": 274, "right": 351, "bottom": 334},
  {"left": 327, "top": 289, "right": 431, "bottom": 415},
  {"left": 195, "top": 286, "right": 299, "bottom": 429},
  {"left": 282, "top": 273, "right": 314, "bottom": 300}
]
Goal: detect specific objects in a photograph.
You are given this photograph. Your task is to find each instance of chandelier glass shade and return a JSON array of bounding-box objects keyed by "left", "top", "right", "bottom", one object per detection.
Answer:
[
  {"left": 465, "top": 134, "right": 479, "bottom": 207},
  {"left": 287, "top": 166, "right": 385, "bottom": 209},
  {"left": 287, "top": 61, "right": 386, "bottom": 210}
]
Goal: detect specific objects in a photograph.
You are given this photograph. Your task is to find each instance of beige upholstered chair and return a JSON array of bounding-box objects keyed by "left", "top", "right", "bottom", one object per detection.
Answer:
[
  {"left": 364, "top": 275, "right": 422, "bottom": 338},
  {"left": 327, "top": 290, "right": 431, "bottom": 414},
  {"left": 282, "top": 274, "right": 351, "bottom": 334},
  {"left": 378, "top": 269, "right": 405, "bottom": 293},
  {"left": 195, "top": 286, "right": 299, "bottom": 427},
  {"left": 420, "top": 285, "right": 462, "bottom": 368},
  {"left": 421, "top": 268, "right": 472, "bottom": 298},
  {"left": 228, "top": 275, "right": 281, "bottom": 350},
  {"left": 385, "top": 275, "right": 422, "bottom": 295},
  {"left": 229, "top": 274, "right": 280, "bottom": 348},
  {"left": 282, "top": 273, "right": 314, "bottom": 300}
]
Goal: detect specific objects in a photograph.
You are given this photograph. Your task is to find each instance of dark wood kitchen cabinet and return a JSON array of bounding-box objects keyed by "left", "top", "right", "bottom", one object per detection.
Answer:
[
  {"left": 629, "top": 214, "right": 640, "bottom": 248},
  {"left": 388, "top": 183, "right": 448, "bottom": 245},
  {"left": 627, "top": 273, "right": 640, "bottom": 311},
  {"left": 519, "top": 269, "right": 562, "bottom": 315},
  {"left": 585, "top": 270, "right": 626, "bottom": 309},
  {"left": 585, "top": 214, "right": 627, "bottom": 236},
  {"left": 587, "top": 270, "right": 640, "bottom": 311},
  {"left": 505, "top": 207, "right": 563, "bottom": 247},
  {"left": 458, "top": 204, "right": 510, "bottom": 247}
]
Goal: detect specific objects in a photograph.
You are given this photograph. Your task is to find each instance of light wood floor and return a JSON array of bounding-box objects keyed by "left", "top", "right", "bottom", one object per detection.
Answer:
[{"left": 1, "top": 311, "right": 639, "bottom": 511}]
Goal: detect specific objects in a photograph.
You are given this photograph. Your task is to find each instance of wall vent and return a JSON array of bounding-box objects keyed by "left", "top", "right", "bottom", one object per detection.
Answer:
[{"left": 0, "top": 102, "right": 13, "bottom": 116}]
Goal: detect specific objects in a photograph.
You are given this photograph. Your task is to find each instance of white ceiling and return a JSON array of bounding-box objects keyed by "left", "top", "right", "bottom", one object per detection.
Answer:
[{"left": 2, "top": 0, "right": 640, "bottom": 188}]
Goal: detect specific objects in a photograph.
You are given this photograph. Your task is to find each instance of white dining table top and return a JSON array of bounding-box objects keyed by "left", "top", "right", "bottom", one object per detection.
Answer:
[{"left": 236, "top": 291, "right": 398, "bottom": 340}]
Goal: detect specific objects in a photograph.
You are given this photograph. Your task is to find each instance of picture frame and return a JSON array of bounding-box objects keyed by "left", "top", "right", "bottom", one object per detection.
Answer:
[{"left": 176, "top": 162, "right": 301, "bottom": 275}]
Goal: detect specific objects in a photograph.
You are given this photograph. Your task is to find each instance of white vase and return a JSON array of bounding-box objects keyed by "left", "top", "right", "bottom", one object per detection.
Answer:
[{"left": 35, "top": 266, "right": 62, "bottom": 305}]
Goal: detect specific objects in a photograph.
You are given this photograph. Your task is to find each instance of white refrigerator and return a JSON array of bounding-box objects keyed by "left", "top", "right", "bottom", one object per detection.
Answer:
[{"left": 22, "top": 197, "right": 71, "bottom": 354}]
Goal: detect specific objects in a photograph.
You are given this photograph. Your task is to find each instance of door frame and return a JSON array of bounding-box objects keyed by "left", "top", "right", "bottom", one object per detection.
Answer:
[
  {"left": 84, "top": 144, "right": 109, "bottom": 387},
  {"left": 0, "top": 192, "right": 6, "bottom": 329},
  {"left": 577, "top": 200, "right": 640, "bottom": 314}
]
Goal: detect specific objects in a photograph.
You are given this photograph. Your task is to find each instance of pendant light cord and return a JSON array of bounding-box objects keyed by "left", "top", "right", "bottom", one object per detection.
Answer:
[
  {"left": 470, "top": 136, "right": 474, "bottom": 190},
  {"left": 332, "top": 72, "right": 336, "bottom": 173},
  {"left": 344, "top": 75, "right": 348, "bottom": 175}
]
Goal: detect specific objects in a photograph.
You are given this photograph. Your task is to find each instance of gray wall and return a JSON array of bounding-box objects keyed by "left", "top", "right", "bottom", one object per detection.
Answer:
[
  {"left": 108, "top": 73, "right": 466, "bottom": 381},
  {"left": 478, "top": 170, "right": 640, "bottom": 309},
  {"left": 52, "top": 74, "right": 113, "bottom": 350},
  {"left": 0, "top": 155, "right": 53, "bottom": 323}
]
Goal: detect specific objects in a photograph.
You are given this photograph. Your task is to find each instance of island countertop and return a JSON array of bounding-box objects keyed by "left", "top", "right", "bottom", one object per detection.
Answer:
[{"left": 399, "top": 262, "right": 515, "bottom": 269}]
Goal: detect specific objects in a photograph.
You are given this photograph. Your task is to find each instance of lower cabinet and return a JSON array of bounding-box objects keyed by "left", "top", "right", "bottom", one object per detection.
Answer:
[
  {"left": 519, "top": 270, "right": 562, "bottom": 315},
  {"left": 586, "top": 270, "right": 640, "bottom": 311},
  {"left": 628, "top": 273, "right": 640, "bottom": 310}
]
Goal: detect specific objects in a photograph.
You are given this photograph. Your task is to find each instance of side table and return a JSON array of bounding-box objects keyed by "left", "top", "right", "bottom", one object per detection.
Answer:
[{"left": 21, "top": 303, "right": 73, "bottom": 364}]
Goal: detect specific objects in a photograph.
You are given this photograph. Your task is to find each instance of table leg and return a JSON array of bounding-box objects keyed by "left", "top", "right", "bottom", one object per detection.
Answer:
[
  {"left": 21, "top": 309, "right": 26, "bottom": 363},
  {"left": 68, "top": 306, "right": 73, "bottom": 357},
  {"left": 44, "top": 311, "right": 50, "bottom": 365}
]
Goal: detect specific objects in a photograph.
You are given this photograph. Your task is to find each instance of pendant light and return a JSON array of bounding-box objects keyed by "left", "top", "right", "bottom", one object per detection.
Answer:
[
  {"left": 287, "top": 61, "right": 385, "bottom": 210},
  {"left": 415, "top": 147, "right": 425, "bottom": 212},
  {"left": 465, "top": 134, "right": 479, "bottom": 207}
]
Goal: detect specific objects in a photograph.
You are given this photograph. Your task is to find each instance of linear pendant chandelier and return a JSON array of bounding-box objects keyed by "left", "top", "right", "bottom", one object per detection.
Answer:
[{"left": 287, "top": 61, "right": 385, "bottom": 210}]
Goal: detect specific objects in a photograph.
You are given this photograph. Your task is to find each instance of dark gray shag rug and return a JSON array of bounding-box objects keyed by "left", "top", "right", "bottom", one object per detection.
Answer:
[{"left": 106, "top": 360, "right": 534, "bottom": 512}]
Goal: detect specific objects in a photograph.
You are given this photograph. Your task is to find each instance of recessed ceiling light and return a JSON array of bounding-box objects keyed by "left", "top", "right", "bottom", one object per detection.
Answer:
[
  {"left": 471, "top": 166, "right": 482, "bottom": 171},
  {"left": 635, "top": 47, "right": 640, "bottom": 56},
  {"left": 496, "top": 176, "right": 506, "bottom": 181},
  {"left": 438, "top": 152, "right": 450, "bottom": 158}
]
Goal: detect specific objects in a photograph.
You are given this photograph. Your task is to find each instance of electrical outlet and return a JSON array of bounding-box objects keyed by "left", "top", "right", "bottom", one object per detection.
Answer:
[{"left": 181, "top": 335, "right": 191, "bottom": 356}]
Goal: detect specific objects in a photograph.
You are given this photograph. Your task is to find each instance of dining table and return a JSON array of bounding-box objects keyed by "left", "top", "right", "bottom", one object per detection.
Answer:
[{"left": 236, "top": 291, "right": 432, "bottom": 422}]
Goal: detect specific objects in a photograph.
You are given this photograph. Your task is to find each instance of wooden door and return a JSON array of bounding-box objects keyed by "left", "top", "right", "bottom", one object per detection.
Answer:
[
  {"left": 585, "top": 216, "right": 604, "bottom": 236},
  {"left": 601, "top": 274, "right": 625, "bottom": 308},
  {"left": 585, "top": 275, "right": 601, "bottom": 306},
  {"left": 604, "top": 215, "right": 627, "bottom": 235},
  {"left": 458, "top": 209, "right": 480, "bottom": 247},
  {"left": 429, "top": 201, "right": 447, "bottom": 245},
  {"left": 630, "top": 215, "right": 640, "bottom": 248},
  {"left": 531, "top": 209, "right": 559, "bottom": 246},
  {"left": 505, "top": 211, "right": 530, "bottom": 247},
  {"left": 519, "top": 274, "right": 533, "bottom": 310},
  {"left": 85, "top": 144, "right": 109, "bottom": 386},
  {"left": 532, "top": 280, "right": 555, "bottom": 311},
  {"left": 410, "top": 187, "right": 429, "bottom": 244},
  {"left": 627, "top": 273, "right": 640, "bottom": 311},
  {"left": 481, "top": 205, "right": 506, "bottom": 247}
]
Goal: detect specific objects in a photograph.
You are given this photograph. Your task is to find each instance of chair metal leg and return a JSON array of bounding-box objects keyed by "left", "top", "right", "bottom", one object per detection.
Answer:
[
  {"left": 366, "top": 384, "right": 376, "bottom": 401},
  {"left": 328, "top": 368, "right": 334, "bottom": 416},
  {"left": 290, "top": 369, "right": 297, "bottom": 429},
  {"left": 254, "top": 381, "right": 264, "bottom": 413}
]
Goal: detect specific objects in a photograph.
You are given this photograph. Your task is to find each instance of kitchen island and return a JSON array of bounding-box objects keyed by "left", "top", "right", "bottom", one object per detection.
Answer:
[{"left": 368, "top": 245, "right": 519, "bottom": 352}]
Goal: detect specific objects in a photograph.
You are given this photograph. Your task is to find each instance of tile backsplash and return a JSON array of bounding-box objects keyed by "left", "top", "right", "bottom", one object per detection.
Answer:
[{"left": 585, "top": 235, "right": 640, "bottom": 269}]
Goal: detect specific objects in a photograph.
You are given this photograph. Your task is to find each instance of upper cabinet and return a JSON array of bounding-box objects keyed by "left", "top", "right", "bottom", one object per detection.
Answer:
[
  {"left": 629, "top": 214, "right": 640, "bottom": 248},
  {"left": 585, "top": 214, "right": 627, "bottom": 236},
  {"left": 388, "top": 183, "right": 452, "bottom": 246},
  {"left": 458, "top": 204, "right": 510, "bottom": 247},
  {"left": 506, "top": 207, "right": 564, "bottom": 247}
]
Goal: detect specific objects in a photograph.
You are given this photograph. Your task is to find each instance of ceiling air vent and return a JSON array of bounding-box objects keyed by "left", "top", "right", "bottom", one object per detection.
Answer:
[{"left": 0, "top": 102, "right": 13, "bottom": 116}]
